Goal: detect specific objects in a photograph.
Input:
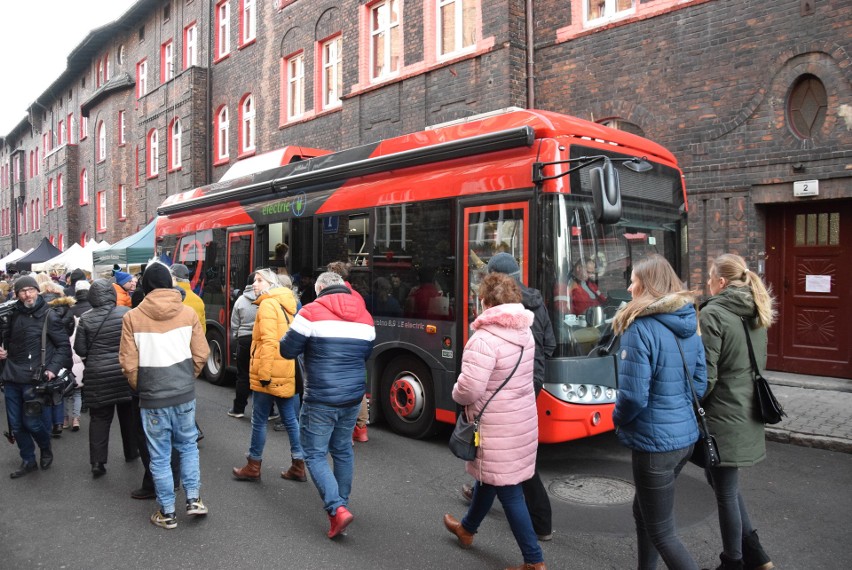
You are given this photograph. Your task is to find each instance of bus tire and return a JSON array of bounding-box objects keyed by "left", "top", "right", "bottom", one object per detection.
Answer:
[
  {"left": 203, "top": 329, "right": 230, "bottom": 386},
  {"left": 380, "top": 356, "right": 436, "bottom": 439}
]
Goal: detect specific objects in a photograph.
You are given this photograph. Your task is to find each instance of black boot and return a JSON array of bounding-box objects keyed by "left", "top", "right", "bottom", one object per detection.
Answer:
[
  {"left": 715, "top": 552, "right": 744, "bottom": 570},
  {"left": 742, "top": 530, "right": 774, "bottom": 570},
  {"left": 10, "top": 461, "right": 38, "bottom": 479},
  {"left": 40, "top": 447, "right": 54, "bottom": 470}
]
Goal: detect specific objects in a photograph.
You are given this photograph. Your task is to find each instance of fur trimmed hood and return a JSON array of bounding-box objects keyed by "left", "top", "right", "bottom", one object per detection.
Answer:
[{"left": 472, "top": 303, "right": 534, "bottom": 348}]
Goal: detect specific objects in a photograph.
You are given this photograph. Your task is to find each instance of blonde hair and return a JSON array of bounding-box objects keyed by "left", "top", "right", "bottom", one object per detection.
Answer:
[
  {"left": 40, "top": 280, "right": 65, "bottom": 295},
  {"left": 710, "top": 253, "right": 776, "bottom": 329},
  {"left": 613, "top": 254, "right": 695, "bottom": 334},
  {"left": 34, "top": 272, "right": 52, "bottom": 287}
]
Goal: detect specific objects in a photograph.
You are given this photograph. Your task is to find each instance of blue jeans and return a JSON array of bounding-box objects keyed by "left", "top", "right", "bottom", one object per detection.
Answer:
[
  {"left": 708, "top": 465, "right": 754, "bottom": 560},
  {"left": 632, "top": 446, "right": 699, "bottom": 570},
  {"left": 300, "top": 401, "right": 360, "bottom": 515},
  {"left": 4, "top": 383, "right": 52, "bottom": 463},
  {"left": 249, "top": 391, "right": 303, "bottom": 460},
  {"left": 141, "top": 401, "right": 201, "bottom": 514},
  {"left": 463, "top": 481, "right": 544, "bottom": 564}
]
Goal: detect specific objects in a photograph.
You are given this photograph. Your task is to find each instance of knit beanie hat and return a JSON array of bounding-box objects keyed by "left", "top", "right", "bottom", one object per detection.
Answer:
[
  {"left": 113, "top": 270, "right": 133, "bottom": 287},
  {"left": 75, "top": 280, "right": 92, "bottom": 292},
  {"left": 486, "top": 252, "right": 521, "bottom": 281},
  {"left": 14, "top": 275, "right": 39, "bottom": 295},
  {"left": 170, "top": 263, "right": 190, "bottom": 280},
  {"left": 68, "top": 268, "right": 86, "bottom": 286},
  {"left": 141, "top": 263, "right": 174, "bottom": 294}
]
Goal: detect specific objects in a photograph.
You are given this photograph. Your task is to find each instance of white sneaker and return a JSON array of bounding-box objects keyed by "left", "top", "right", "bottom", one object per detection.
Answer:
[{"left": 186, "top": 497, "right": 208, "bottom": 516}]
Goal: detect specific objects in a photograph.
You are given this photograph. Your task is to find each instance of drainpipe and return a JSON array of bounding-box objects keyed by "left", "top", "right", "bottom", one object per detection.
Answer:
[{"left": 525, "top": 0, "right": 535, "bottom": 109}]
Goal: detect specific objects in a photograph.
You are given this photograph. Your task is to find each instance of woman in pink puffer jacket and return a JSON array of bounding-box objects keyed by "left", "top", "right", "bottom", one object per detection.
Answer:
[{"left": 443, "top": 273, "right": 546, "bottom": 570}]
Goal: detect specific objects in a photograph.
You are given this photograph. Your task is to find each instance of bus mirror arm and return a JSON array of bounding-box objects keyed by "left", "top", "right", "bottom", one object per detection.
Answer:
[{"left": 531, "top": 155, "right": 651, "bottom": 183}]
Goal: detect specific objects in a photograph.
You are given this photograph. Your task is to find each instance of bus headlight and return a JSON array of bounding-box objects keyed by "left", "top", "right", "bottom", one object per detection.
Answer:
[
  {"left": 544, "top": 383, "right": 617, "bottom": 404},
  {"left": 577, "top": 385, "right": 588, "bottom": 399},
  {"left": 592, "top": 386, "right": 602, "bottom": 399}
]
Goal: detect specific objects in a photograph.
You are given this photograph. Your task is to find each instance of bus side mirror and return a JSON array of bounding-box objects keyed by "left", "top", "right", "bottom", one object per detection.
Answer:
[{"left": 590, "top": 162, "right": 621, "bottom": 224}]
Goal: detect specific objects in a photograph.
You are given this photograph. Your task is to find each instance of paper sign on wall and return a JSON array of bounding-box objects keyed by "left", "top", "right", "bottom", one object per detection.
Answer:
[{"left": 805, "top": 275, "right": 831, "bottom": 293}]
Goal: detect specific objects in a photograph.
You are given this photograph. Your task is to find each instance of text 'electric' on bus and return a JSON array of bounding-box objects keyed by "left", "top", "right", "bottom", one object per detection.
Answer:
[{"left": 155, "top": 108, "right": 687, "bottom": 444}]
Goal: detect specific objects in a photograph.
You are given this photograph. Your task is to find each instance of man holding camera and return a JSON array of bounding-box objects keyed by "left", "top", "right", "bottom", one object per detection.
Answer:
[{"left": 0, "top": 275, "right": 72, "bottom": 478}]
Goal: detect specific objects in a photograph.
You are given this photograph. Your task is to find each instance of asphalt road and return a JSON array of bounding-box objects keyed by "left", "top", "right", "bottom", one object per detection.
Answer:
[{"left": 1, "top": 379, "right": 851, "bottom": 569}]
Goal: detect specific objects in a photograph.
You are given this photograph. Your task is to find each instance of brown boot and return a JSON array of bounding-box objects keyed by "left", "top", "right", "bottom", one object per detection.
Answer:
[
  {"left": 281, "top": 459, "right": 307, "bottom": 482},
  {"left": 443, "top": 514, "right": 474, "bottom": 548},
  {"left": 504, "top": 564, "right": 547, "bottom": 570},
  {"left": 232, "top": 458, "right": 261, "bottom": 481}
]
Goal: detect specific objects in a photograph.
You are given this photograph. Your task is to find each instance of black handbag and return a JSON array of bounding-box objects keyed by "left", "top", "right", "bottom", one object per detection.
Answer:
[
  {"left": 741, "top": 318, "right": 786, "bottom": 425},
  {"left": 675, "top": 338, "right": 721, "bottom": 468},
  {"left": 449, "top": 347, "right": 524, "bottom": 461}
]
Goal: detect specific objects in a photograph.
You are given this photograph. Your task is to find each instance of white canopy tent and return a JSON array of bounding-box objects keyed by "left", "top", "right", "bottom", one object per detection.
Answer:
[
  {"left": 31, "top": 240, "right": 111, "bottom": 274},
  {"left": 0, "top": 248, "right": 32, "bottom": 272}
]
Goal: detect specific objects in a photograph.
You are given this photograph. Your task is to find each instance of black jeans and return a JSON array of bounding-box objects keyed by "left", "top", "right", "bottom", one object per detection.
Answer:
[
  {"left": 88, "top": 401, "right": 137, "bottom": 464},
  {"left": 631, "top": 446, "right": 699, "bottom": 570},
  {"left": 232, "top": 336, "right": 252, "bottom": 413},
  {"left": 708, "top": 465, "right": 754, "bottom": 560},
  {"left": 522, "top": 469, "right": 552, "bottom": 536}
]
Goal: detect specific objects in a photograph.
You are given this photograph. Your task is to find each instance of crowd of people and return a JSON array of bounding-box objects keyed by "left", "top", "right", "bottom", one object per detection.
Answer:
[{"left": 0, "top": 250, "right": 777, "bottom": 570}]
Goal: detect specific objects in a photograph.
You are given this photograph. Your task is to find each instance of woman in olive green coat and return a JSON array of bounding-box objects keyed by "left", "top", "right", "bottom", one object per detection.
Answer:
[{"left": 699, "top": 254, "right": 776, "bottom": 570}]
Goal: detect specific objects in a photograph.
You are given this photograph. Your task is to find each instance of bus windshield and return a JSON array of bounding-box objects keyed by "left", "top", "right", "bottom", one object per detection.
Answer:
[{"left": 541, "top": 178, "right": 686, "bottom": 358}]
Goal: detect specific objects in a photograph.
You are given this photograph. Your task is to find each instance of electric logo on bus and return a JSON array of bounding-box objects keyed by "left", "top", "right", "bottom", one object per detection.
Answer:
[{"left": 261, "top": 192, "right": 307, "bottom": 217}]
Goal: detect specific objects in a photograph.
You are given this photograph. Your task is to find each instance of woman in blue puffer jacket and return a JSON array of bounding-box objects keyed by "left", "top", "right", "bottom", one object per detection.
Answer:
[{"left": 612, "top": 254, "right": 707, "bottom": 570}]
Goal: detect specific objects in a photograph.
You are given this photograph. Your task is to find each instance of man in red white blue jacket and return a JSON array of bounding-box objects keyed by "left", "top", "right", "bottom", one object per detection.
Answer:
[{"left": 280, "top": 271, "right": 375, "bottom": 539}]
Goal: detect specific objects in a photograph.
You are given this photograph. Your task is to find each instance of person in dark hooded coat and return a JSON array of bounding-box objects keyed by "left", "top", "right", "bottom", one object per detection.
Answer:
[{"left": 74, "top": 279, "right": 138, "bottom": 477}]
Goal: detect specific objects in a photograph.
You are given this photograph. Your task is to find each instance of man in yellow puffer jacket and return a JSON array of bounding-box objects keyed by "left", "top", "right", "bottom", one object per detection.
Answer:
[{"left": 170, "top": 264, "right": 206, "bottom": 334}]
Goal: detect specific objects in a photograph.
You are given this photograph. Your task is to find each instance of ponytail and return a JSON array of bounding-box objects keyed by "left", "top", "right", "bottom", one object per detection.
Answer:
[{"left": 711, "top": 253, "right": 776, "bottom": 329}]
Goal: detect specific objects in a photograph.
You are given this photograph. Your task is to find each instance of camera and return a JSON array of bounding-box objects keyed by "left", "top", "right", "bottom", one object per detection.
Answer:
[{"left": 0, "top": 298, "right": 16, "bottom": 346}]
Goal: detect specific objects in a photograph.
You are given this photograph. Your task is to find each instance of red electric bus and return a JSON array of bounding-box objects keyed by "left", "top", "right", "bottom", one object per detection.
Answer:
[{"left": 155, "top": 108, "right": 687, "bottom": 443}]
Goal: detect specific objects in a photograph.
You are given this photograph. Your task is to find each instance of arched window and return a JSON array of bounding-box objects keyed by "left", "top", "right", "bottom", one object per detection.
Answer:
[
  {"left": 80, "top": 169, "right": 89, "bottom": 204},
  {"left": 34, "top": 200, "right": 40, "bottom": 230},
  {"left": 240, "top": 94, "right": 256, "bottom": 155},
  {"left": 216, "top": 106, "right": 229, "bottom": 163},
  {"left": 169, "top": 117, "right": 182, "bottom": 170},
  {"left": 97, "top": 120, "right": 107, "bottom": 162},
  {"left": 148, "top": 129, "right": 160, "bottom": 177},
  {"left": 81, "top": 232, "right": 88, "bottom": 246},
  {"left": 48, "top": 178, "right": 54, "bottom": 209}
]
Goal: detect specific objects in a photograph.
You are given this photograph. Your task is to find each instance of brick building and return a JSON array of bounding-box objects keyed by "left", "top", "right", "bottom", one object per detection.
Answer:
[{"left": 0, "top": 0, "right": 848, "bottom": 377}]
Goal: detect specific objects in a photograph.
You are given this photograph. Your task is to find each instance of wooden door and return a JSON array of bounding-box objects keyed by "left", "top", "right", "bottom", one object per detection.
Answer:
[{"left": 765, "top": 200, "right": 852, "bottom": 379}]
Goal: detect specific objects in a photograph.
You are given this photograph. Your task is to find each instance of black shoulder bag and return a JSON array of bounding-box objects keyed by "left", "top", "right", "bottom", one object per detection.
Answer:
[
  {"left": 675, "top": 337, "right": 721, "bottom": 468},
  {"left": 741, "top": 317, "right": 786, "bottom": 425},
  {"left": 449, "top": 346, "right": 524, "bottom": 461}
]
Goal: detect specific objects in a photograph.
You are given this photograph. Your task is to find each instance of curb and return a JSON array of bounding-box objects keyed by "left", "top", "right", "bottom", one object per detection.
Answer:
[{"left": 765, "top": 428, "right": 852, "bottom": 454}]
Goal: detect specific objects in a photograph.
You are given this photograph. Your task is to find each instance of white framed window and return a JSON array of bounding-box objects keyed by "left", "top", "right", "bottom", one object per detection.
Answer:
[
  {"left": 240, "top": 94, "right": 256, "bottom": 153},
  {"left": 241, "top": 0, "right": 256, "bottom": 44},
  {"left": 217, "top": 106, "right": 230, "bottom": 161},
  {"left": 148, "top": 129, "right": 159, "bottom": 177},
  {"left": 80, "top": 169, "right": 89, "bottom": 204},
  {"left": 170, "top": 118, "right": 182, "bottom": 169},
  {"left": 184, "top": 23, "right": 198, "bottom": 68},
  {"left": 438, "top": 0, "right": 476, "bottom": 57},
  {"left": 137, "top": 60, "right": 148, "bottom": 97},
  {"left": 584, "top": 0, "right": 635, "bottom": 25},
  {"left": 370, "top": 0, "right": 401, "bottom": 80},
  {"left": 97, "top": 191, "right": 107, "bottom": 232},
  {"left": 216, "top": 1, "right": 231, "bottom": 59},
  {"left": 97, "top": 121, "right": 107, "bottom": 162},
  {"left": 287, "top": 53, "right": 305, "bottom": 120},
  {"left": 118, "top": 110, "right": 126, "bottom": 145},
  {"left": 118, "top": 184, "right": 127, "bottom": 219},
  {"left": 80, "top": 114, "right": 89, "bottom": 140},
  {"left": 321, "top": 36, "right": 343, "bottom": 110},
  {"left": 162, "top": 40, "right": 175, "bottom": 82}
]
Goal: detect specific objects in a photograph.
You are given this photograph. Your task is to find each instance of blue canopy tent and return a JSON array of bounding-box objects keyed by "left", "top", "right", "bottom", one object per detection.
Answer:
[{"left": 92, "top": 219, "right": 157, "bottom": 271}]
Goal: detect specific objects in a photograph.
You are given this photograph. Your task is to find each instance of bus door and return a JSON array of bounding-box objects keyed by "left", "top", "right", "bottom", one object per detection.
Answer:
[
  {"left": 227, "top": 230, "right": 254, "bottom": 364},
  {"left": 462, "top": 201, "right": 530, "bottom": 345}
]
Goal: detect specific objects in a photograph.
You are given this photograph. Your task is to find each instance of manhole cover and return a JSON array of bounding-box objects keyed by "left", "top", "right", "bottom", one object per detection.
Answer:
[{"left": 549, "top": 475, "right": 634, "bottom": 506}]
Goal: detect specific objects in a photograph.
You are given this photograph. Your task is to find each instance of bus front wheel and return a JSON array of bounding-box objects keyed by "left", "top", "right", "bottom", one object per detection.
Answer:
[
  {"left": 380, "top": 356, "right": 436, "bottom": 439},
  {"left": 203, "top": 329, "right": 230, "bottom": 386}
]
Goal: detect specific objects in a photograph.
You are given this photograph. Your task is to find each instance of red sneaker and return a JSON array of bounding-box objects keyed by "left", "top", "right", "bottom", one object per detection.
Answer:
[
  {"left": 352, "top": 425, "right": 369, "bottom": 442},
  {"left": 327, "top": 506, "right": 354, "bottom": 538}
]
